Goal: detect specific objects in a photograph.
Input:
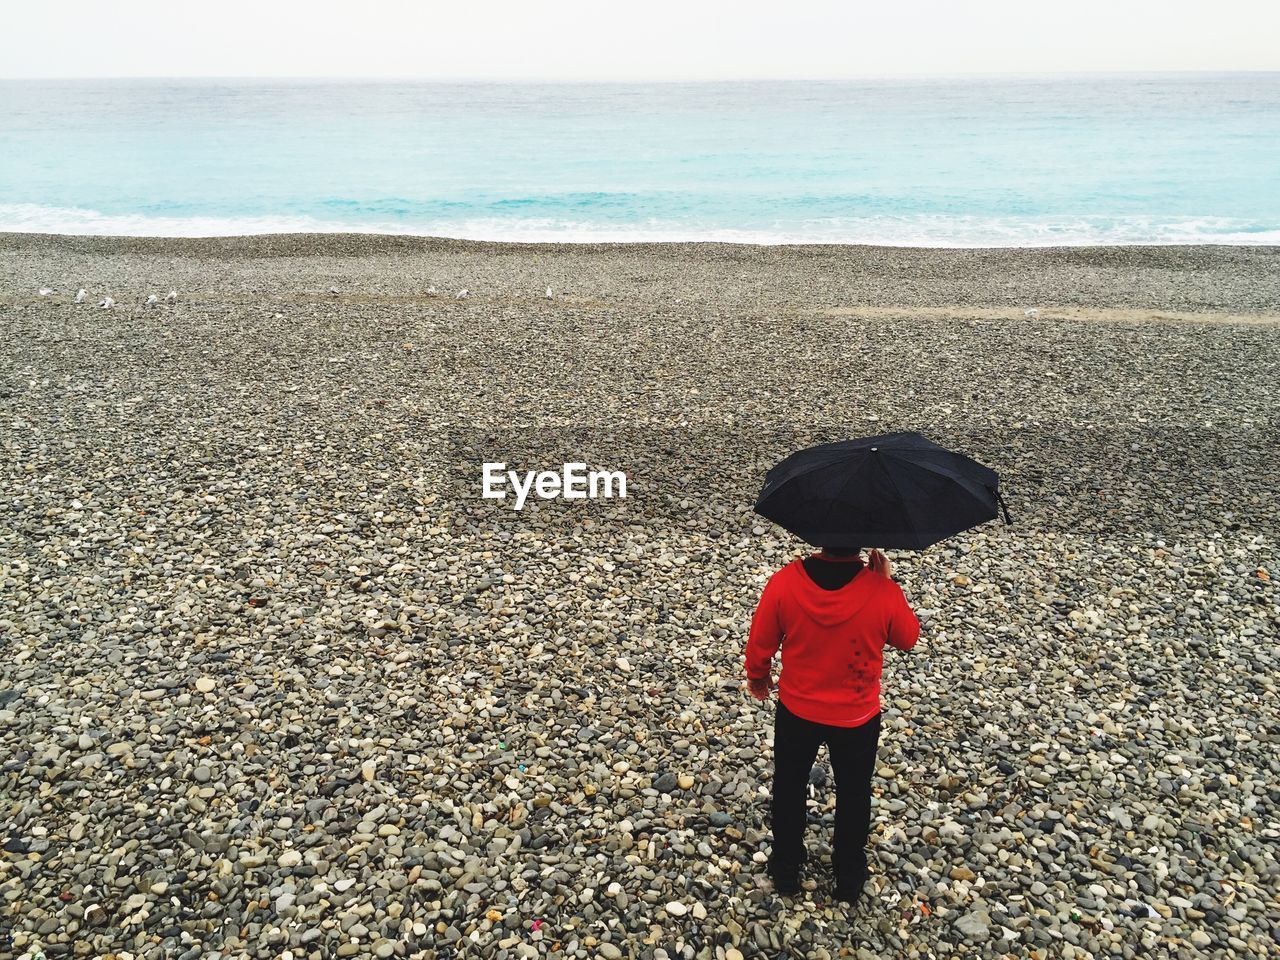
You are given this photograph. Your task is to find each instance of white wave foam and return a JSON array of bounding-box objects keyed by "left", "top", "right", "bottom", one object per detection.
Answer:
[
  {"left": 2, "top": 204, "right": 1278, "bottom": 247},
  {"left": 0, "top": 204, "right": 356, "bottom": 238}
]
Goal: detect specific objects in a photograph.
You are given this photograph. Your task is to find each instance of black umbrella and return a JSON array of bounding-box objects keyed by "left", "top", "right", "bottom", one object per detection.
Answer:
[{"left": 755, "top": 431, "right": 1011, "bottom": 549}]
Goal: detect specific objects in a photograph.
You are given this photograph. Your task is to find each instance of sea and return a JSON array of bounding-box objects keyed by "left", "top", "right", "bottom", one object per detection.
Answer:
[{"left": 1, "top": 73, "right": 1278, "bottom": 246}]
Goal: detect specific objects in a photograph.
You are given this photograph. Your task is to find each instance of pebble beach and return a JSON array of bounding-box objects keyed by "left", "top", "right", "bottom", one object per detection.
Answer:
[{"left": 1, "top": 233, "right": 1278, "bottom": 960}]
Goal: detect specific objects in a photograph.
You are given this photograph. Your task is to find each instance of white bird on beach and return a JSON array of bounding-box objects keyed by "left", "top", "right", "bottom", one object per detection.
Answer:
[
  {"left": 329, "top": 286, "right": 340, "bottom": 295},
  {"left": 38, "top": 287, "right": 54, "bottom": 296},
  {"left": 99, "top": 296, "right": 115, "bottom": 309},
  {"left": 1024, "top": 307, "right": 1040, "bottom": 318},
  {"left": 144, "top": 294, "right": 160, "bottom": 308},
  {"left": 426, "top": 286, "right": 437, "bottom": 296},
  {"left": 456, "top": 289, "right": 469, "bottom": 299},
  {"left": 545, "top": 286, "right": 553, "bottom": 299},
  {"left": 166, "top": 289, "right": 177, "bottom": 302},
  {"left": 75, "top": 289, "right": 88, "bottom": 303}
]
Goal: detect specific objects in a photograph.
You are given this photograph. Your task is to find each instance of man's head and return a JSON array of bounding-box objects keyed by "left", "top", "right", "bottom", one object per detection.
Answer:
[{"left": 819, "top": 545, "right": 861, "bottom": 558}]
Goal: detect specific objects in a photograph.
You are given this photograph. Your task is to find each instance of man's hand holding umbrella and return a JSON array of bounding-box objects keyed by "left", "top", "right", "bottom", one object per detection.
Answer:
[{"left": 865, "top": 549, "right": 891, "bottom": 578}]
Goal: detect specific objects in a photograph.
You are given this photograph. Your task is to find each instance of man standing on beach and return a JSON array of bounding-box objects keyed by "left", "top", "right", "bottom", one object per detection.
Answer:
[{"left": 745, "top": 546, "right": 919, "bottom": 901}]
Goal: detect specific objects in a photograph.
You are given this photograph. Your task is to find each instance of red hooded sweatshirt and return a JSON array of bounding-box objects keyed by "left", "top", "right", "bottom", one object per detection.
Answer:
[{"left": 745, "top": 557, "right": 920, "bottom": 727}]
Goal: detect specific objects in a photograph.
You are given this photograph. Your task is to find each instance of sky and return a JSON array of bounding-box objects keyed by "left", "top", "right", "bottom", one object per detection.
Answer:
[{"left": 3, "top": 0, "right": 1279, "bottom": 80}]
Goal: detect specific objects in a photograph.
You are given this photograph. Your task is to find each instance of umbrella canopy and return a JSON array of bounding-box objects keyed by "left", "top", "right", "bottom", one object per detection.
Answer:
[{"left": 754, "top": 431, "right": 1011, "bottom": 549}]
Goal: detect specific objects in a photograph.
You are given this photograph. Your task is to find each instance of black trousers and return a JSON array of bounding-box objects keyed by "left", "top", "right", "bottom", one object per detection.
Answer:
[{"left": 768, "top": 698, "right": 882, "bottom": 884}]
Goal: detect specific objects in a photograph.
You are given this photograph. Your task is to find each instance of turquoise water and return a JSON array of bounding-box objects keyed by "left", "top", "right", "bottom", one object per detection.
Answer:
[{"left": 1, "top": 74, "right": 1278, "bottom": 245}]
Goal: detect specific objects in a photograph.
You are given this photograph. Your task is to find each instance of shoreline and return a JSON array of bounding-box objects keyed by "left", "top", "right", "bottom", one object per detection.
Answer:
[
  {"left": 6, "top": 229, "right": 1280, "bottom": 255},
  {"left": 5, "top": 231, "right": 1280, "bottom": 315}
]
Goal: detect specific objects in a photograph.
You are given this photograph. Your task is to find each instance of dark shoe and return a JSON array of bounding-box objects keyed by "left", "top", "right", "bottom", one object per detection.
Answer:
[
  {"left": 834, "top": 867, "right": 869, "bottom": 904},
  {"left": 770, "top": 871, "right": 801, "bottom": 896}
]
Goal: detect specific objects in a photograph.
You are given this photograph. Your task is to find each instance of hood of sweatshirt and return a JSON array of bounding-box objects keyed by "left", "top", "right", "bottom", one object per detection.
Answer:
[{"left": 784, "top": 558, "right": 880, "bottom": 627}]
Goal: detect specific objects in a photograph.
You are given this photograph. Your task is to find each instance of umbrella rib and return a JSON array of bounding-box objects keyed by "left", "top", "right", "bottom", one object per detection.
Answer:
[
  {"left": 818, "top": 455, "right": 874, "bottom": 545},
  {"left": 882, "top": 449, "right": 989, "bottom": 491},
  {"left": 881, "top": 449, "right": 997, "bottom": 515},
  {"left": 871, "top": 452, "right": 922, "bottom": 548}
]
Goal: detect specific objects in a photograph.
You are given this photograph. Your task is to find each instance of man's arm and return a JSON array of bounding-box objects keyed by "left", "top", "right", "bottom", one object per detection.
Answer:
[
  {"left": 886, "top": 581, "right": 920, "bottom": 652},
  {"left": 745, "top": 572, "right": 784, "bottom": 694}
]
